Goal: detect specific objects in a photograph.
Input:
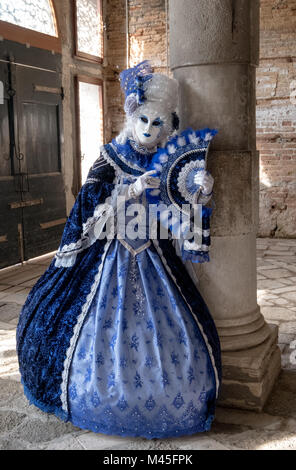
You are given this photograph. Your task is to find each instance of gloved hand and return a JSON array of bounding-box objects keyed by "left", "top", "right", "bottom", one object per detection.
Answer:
[
  {"left": 128, "top": 170, "right": 160, "bottom": 198},
  {"left": 194, "top": 170, "right": 214, "bottom": 196}
]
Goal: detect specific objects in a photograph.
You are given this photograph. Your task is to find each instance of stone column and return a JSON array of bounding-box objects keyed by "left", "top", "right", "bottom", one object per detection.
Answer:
[{"left": 169, "top": 0, "right": 281, "bottom": 411}]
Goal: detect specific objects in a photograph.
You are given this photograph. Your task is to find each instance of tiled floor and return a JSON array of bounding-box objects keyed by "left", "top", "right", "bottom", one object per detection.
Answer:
[
  {"left": 256, "top": 238, "right": 296, "bottom": 371},
  {"left": 0, "top": 240, "right": 295, "bottom": 450}
]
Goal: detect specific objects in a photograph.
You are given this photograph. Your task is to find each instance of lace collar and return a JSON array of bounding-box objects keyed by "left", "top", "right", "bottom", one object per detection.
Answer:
[
  {"left": 129, "top": 139, "right": 158, "bottom": 155},
  {"left": 111, "top": 138, "right": 158, "bottom": 172}
]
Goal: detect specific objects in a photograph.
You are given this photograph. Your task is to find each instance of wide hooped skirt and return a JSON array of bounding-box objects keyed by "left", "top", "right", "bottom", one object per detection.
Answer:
[{"left": 66, "top": 238, "right": 218, "bottom": 439}]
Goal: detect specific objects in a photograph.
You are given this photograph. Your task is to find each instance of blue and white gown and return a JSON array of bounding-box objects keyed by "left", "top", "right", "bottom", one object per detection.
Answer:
[
  {"left": 16, "top": 139, "right": 221, "bottom": 439},
  {"left": 67, "top": 165, "right": 218, "bottom": 438}
]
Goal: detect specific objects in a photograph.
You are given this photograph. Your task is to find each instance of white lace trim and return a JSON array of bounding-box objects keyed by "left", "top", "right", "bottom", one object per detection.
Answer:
[
  {"left": 129, "top": 139, "right": 158, "bottom": 156},
  {"left": 183, "top": 240, "right": 210, "bottom": 251},
  {"left": 60, "top": 238, "right": 113, "bottom": 413},
  {"left": 54, "top": 237, "right": 90, "bottom": 267},
  {"left": 109, "top": 143, "right": 147, "bottom": 173},
  {"left": 177, "top": 160, "right": 205, "bottom": 204},
  {"left": 166, "top": 148, "right": 207, "bottom": 215},
  {"left": 55, "top": 252, "right": 80, "bottom": 268},
  {"left": 81, "top": 171, "right": 121, "bottom": 236},
  {"left": 85, "top": 177, "right": 100, "bottom": 184},
  {"left": 54, "top": 150, "right": 126, "bottom": 268},
  {"left": 100, "top": 145, "right": 122, "bottom": 174},
  {"left": 151, "top": 239, "right": 220, "bottom": 399}
]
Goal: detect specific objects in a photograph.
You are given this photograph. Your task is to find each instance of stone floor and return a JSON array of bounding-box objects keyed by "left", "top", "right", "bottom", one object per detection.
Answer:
[{"left": 0, "top": 239, "right": 296, "bottom": 450}]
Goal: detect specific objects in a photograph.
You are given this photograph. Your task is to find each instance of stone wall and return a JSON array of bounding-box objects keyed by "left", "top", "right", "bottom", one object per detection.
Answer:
[{"left": 257, "top": 0, "right": 296, "bottom": 237}]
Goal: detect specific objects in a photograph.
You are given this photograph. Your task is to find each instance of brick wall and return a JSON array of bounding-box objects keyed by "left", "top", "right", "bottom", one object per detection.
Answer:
[
  {"left": 104, "top": 0, "right": 126, "bottom": 142},
  {"left": 105, "top": 0, "right": 168, "bottom": 141},
  {"left": 257, "top": 0, "right": 296, "bottom": 237},
  {"left": 105, "top": 0, "right": 296, "bottom": 238},
  {"left": 128, "top": 0, "right": 167, "bottom": 70}
]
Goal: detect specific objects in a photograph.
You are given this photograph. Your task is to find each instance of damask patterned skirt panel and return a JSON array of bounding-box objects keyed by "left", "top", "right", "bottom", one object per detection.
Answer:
[{"left": 67, "top": 239, "right": 217, "bottom": 439}]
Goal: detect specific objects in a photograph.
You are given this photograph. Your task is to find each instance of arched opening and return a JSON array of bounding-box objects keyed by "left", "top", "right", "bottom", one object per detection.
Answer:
[{"left": 0, "top": 0, "right": 61, "bottom": 52}]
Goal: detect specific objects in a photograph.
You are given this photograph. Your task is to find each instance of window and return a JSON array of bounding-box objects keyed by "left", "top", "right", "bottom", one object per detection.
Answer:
[
  {"left": 76, "top": 76, "right": 104, "bottom": 185},
  {"left": 74, "top": 0, "right": 103, "bottom": 62},
  {"left": 0, "top": 0, "right": 57, "bottom": 36},
  {"left": 0, "top": 0, "right": 60, "bottom": 52}
]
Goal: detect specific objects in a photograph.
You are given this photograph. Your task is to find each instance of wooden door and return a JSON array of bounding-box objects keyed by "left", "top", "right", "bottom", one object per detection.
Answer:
[{"left": 0, "top": 40, "right": 66, "bottom": 268}]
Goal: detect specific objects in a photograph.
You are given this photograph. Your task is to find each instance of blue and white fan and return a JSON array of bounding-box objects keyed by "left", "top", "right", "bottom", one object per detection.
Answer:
[{"left": 146, "top": 127, "right": 218, "bottom": 263}]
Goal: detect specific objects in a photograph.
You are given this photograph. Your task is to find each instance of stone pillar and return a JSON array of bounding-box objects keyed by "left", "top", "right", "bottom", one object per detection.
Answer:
[{"left": 169, "top": 0, "right": 281, "bottom": 411}]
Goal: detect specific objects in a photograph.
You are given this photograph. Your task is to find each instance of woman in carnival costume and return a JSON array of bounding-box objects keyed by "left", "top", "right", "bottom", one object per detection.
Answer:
[{"left": 17, "top": 61, "right": 221, "bottom": 439}]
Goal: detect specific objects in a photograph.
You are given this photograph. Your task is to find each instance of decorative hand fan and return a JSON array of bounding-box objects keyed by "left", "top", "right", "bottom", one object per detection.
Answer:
[
  {"left": 146, "top": 127, "right": 218, "bottom": 263},
  {"left": 147, "top": 127, "right": 217, "bottom": 210}
]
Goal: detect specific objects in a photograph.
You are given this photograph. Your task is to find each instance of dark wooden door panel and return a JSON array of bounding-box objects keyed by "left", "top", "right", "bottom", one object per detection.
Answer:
[
  {"left": 0, "top": 180, "right": 22, "bottom": 268},
  {"left": 16, "top": 61, "right": 66, "bottom": 260},
  {"left": 0, "top": 93, "right": 11, "bottom": 177},
  {"left": 22, "top": 102, "right": 60, "bottom": 174},
  {"left": 0, "top": 45, "right": 22, "bottom": 268},
  {"left": 22, "top": 174, "right": 66, "bottom": 260},
  {"left": 0, "top": 39, "right": 66, "bottom": 268}
]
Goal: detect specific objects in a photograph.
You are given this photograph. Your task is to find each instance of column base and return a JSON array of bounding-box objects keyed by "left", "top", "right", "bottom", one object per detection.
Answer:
[
  {"left": 216, "top": 306, "right": 272, "bottom": 351},
  {"left": 217, "top": 323, "right": 281, "bottom": 412}
]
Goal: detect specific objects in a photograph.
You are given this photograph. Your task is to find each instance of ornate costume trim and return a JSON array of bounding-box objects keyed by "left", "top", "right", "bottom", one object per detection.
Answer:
[
  {"left": 84, "top": 177, "right": 100, "bottom": 184},
  {"left": 167, "top": 149, "right": 207, "bottom": 215},
  {"left": 104, "top": 143, "right": 145, "bottom": 177},
  {"left": 117, "top": 238, "right": 151, "bottom": 256},
  {"left": 183, "top": 240, "right": 210, "bottom": 252},
  {"left": 129, "top": 139, "right": 158, "bottom": 156},
  {"left": 55, "top": 144, "right": 149, "bottom": 269},
  {"left": 84, "top": 157, "right": 110, "bottom": 184},
  {"left": 177, "top": 159, "right": 206, "bottom": 204},
  {"left": 60, "top": 238, "right": 113, "bottom": 413},
  {"left": 151, "top": 239, "right": 220, "bottom": 399},
  {"left": 110, "top": 142, "right": 147, "bottom": 172},
  {"left": 55, "top": 155, "right": 121, "bottom": 268},
  {"left": 100, "top": 145, "right": 126, "bottom": 175}
]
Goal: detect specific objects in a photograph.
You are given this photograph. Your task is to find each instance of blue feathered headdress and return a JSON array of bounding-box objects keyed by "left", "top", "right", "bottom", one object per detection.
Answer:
[{"left": 120, "top": 61, "right": 153, "bottom": 114}]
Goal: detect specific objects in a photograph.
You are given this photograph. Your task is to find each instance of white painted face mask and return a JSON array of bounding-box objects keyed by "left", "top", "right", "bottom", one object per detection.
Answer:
[{"left": 133, "top": 111, "right": 164, "bottom": 148}]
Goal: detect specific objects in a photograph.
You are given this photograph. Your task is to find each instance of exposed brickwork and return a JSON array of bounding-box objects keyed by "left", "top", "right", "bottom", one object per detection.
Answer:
[
  {"left": 104, "top": 0, "right": 126, "bottom": 142},
  {"left": 128, "top": 0, "right": 167, "bottom": 69},
  {"left": 257, "top": 0, "right": 296, "bottom": 237},
  {"left": 105, "top": 0, "right": 168, "bottom": 141},
  {"left": 105, "top": 0, "right": 296, "bottom": 238}
]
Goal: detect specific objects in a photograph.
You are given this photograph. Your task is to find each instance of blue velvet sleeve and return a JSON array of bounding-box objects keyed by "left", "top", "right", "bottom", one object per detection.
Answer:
[{"left": 54, "top": 155, "right": 116, "bottom": 267}]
